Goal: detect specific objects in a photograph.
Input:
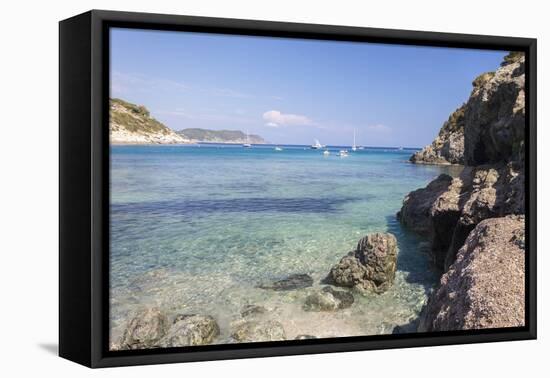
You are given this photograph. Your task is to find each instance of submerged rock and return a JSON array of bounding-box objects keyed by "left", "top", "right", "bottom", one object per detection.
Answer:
[
  {"left": 328, "top": 233, "right": 397, "bottom": 294},
  {"left": 241, "top": 305, "right": 267, "bottom": 318},
  {"left": 303, "top": 286, "right": 354, "bottom": 312},
  {"left": 231, "top": 320, "right": 286, "bottom": 342},
  {"left": 419, "top": 216, "right": 525, "bottom": 331},
  {"left": 119, "top": 308, "right": 168, "bottom": 350},
  {"left": 159, "top": 314, "right": 219, "bottom": 347},
  {"left": 258, "top": 273, "right": 313, "bottom": 291}
]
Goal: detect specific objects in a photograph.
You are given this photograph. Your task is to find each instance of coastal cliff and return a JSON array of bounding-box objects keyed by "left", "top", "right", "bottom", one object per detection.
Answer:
[
  {"left": 110, "top": 98, "right": 191, "bottom": 144},
  {"left": 399, "top": 52, "right": 526, "bottom": 331},
  {"left": 410, "top": 104, "right": 465, "bottom": 165}
]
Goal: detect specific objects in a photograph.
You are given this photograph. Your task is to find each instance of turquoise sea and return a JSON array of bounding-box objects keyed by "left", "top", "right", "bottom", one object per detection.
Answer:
[{"left": 109, "top": 144, "right": 460, "bottom": 343}]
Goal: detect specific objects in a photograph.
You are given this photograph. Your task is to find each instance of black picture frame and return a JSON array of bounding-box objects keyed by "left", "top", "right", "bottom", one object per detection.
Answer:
[{"left": 59, "top": 9, "right": 537, "bottom": 368}]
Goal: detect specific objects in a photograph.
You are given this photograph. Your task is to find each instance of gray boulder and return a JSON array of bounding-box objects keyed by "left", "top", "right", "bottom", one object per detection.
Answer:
[
  {"left": 328, "top": 233, "right": 398, "bottom": 294},
  {"left": 159, "top": 314, "right": 219, "bottom": 347},
  {"left": 119, "top": 307, "right": 168, "bottom": 350},
  {"left": 303, "top": 286, "right": 354, "bottom": 312},
  {"left": 231, "top": 320, "right": 286, "bottom": 342}
]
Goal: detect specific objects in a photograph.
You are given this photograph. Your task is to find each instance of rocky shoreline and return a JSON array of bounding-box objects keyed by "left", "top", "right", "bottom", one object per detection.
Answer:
[
  {"left": 111, "top": 232, "right": 400, "bottom": 350},
  {"left": 399, "top": 51, "right": 526, "bottom": 331}
]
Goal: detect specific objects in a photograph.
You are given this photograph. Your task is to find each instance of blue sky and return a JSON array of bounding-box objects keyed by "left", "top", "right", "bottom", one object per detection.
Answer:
[{"left": 111, "top": 28, "right": 506, "bottom": 147}]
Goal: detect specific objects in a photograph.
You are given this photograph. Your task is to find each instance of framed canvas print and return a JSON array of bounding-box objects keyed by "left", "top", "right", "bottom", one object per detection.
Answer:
[{"left": 59, "top": 10, "right": 536, "bottom": 368}]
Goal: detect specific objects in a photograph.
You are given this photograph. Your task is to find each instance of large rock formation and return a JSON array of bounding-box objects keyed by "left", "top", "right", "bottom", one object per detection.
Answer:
[
  {"left": 410, "top": 52, "right": 525, "bottom": 166},
  {"left": 410, "top": 104, "right": 466, "bottom": 165},
  {"left": 399, "top": 52, "right": 526, "bottom": 332},
  {"left": 463, "top": 53, "right": 525, "bottom": 165},
  {"left": 110, "top": 98, "right": 191, "bottom": 144},
  {"left": 397, "top": 174, "right": 455, "bottom": 236},
  {"left": 399, "top": 162, "right": 524, "bottom": 270},
  {"left": 419, "top": 216, "right": 525, "bottom": 331},
  {"left": 328, "top": 233, "right": 397, "bottom": 294}
]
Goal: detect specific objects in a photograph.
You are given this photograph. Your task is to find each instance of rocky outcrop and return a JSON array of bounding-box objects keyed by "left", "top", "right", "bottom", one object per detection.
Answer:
[
  {"left": 419, "top": 216, "right": 525, "bottom": 331},
  {"left": 303, "top": 286, "right": 354, "bottom": 312},
  {"left": 410, "top": 104, "right": 466, "bottom": 165},
  {"left": 399, "top": 52, "right": 526, "bottom": 332},
  {"left": 231, "top": 320, "right": 286, "bottom": 342},
  {"left": 397, "top": 174, "right": 455, "bottom": 236},
  {"left": 399, "top": 162, "right": 524, "bottom": 270},
  {"left": 110, "top": 98, "right": 191, "bottom": 144},
  {"left": 118, "top": 308, "right": 168, "bottom": 350},
  {"left": 328, "top": 233, "right": 397, "bottom": 294},
  {"left": 463, "top": 53, "right": 525, "bottom": 165},
  {"left": 411, "top": 52, "right": 525, "bottom": 166},
  {"left": 258, "top": 273, "right": 313, "bottom": 291},
  {"left": 159, "top": 314, "right": 219, "bottom": 348}
]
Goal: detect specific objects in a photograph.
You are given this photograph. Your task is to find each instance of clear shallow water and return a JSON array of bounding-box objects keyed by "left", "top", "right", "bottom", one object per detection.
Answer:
[{"left": 110, "top": 144, "right": 459, "bottom": 344}]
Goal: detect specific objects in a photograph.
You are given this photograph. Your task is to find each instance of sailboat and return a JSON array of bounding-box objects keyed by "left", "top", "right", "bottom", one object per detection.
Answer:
[
  {"left": 311, "top": 139, "right": 324, "bottom": 149},
  {"left": 243, "top": 130, "right": 251, "bottom": 148},
  {"left": 352, "top": 129, "right": 357, "bottom": 151}
]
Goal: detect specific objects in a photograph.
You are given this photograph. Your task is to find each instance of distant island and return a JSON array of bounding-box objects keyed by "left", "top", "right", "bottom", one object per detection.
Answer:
[
  {"left": 177, "top": 128, "right": 267, "bottom": 144},
  {"left": 110, "top": 98, "right": 267, "bottom": 145}
]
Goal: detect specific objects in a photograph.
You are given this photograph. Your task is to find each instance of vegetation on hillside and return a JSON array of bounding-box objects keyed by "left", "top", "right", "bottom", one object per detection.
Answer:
[{"left": 110, "top": 98, "right": 170, "bottom": 134}]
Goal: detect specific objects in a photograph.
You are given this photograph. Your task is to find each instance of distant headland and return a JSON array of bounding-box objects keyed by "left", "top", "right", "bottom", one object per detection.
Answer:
[{"left": 109, "top": 98, "right": 267, "bottom": 145}]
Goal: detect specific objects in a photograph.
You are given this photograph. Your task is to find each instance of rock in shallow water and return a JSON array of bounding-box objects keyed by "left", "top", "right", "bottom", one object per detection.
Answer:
[
  {"left": 258, "top": 273, "right": 313, "bottom": 291},
  {"left": 231, "top": 320, "right": 286, "bottom": 342},
  {"left": 159, "top": 314, "right": 220, "bottom": 347},
  {"left": 303, "top": 286, "right": 354, "bottom": 312},
  {"left": 328, "top": 233, "right": 397, "bottom": 294},
  {"left": 241, "top": 305, "right": 267, "bottom": 318},
  {"left": 119, "top": 308, "right": 168, "bottom": 350}
]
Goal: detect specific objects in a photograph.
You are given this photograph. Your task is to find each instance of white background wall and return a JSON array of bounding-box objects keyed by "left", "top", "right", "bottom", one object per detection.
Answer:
[{"left": 0, "top": 0, "right": 546, "bottom": 376}]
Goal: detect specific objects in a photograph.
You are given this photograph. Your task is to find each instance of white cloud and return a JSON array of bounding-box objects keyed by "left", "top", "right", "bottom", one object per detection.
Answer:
[
  {"left": 366, "top": 124, "right": 391, "bottom": 133},
  {"left": 262, "top": 110, "right": 314, "bottom": 127}
]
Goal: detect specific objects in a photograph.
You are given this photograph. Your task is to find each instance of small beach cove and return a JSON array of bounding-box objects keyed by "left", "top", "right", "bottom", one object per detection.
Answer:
[{"left": 109, "top": 144, "right": 463, "bottom": 346}]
